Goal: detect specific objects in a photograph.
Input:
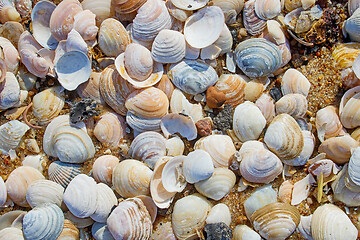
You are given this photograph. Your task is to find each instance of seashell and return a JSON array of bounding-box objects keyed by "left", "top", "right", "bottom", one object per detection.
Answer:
[
  {"left": 243, "top": 0, "right": 267, "bottom": 36},
  {"left": 138, "top": 196, "right": 157, "bottom": 224},
  {"left": 233, "top": 225, "right": 261, "bottom": 240},
  {"left": 126, "top": 112, "right": 161, "bottom": 135},
  {"left": 251, "top": 202, "right": 300, "bottom": 240},
  {"left": 0, "top": 120, "right": 29, "bottom": 155},
  {"left": 213, "top": 74, "right": 247, "bottom": 108},
  {"left": 332, "top": 164, "right": 360, "bottom": 206},
  {"left": 170, "top": 88, "right": 204, "bottom": 122},
  {"left": 239, "top": 140, "right": 267, "bottom": 157},
  {"left": 184, "top": 6, "right": 224, "bottom": 49},
  {"left": 318, "top": 134, "right": 359, "bottom": 164},
  {"left": 351, "top": 126, "right": 360, "bottom": 141},
  {"left": 195, "top": 168, "right": 236, "bottom": 200},
  {"left": 194, "top": 134, "right": 236, "bottom": 168},
  {"left": 32, "top": 86, "right": 65, "bottom": 125},
  {"left": 22, "top": 155, "right": 45, "bottom": 172},
  {"left": 339, "top": 86, "right": 360, "bottom": 129},
  {"left": 64, "top": 211, "right": 94, "bottom": 229},
  {"left": 49, "top": 0, "right": 83, "bottom": 41},
  {"left": 264, "top": 113, "right": 304, "bottom": 160},
  {"left": 0, "top": 37, "right": 19, "bottom": 73},
  {"left": 166, "top": 136, "right": 185, "bottom": 156},
  {"left": 99, "top": 65, "right": 134, "bottom": 116},
  {"left": 31, "top": 1, "right": 58, "bottom": 50},
  {"left": 48, "top": 161, "right": 82, "bottom": 188},
  {"left": 291, "top": 174, "right": 316, "bottom": 205},
  {"left": 316, "top": 105, "right": 343, "bottom": 141},
  {"left": 255, "top": 92, "right": 275, "bottom": 123},
  {"left": 90, "top": 183, "right": 117, "bottom": 223},
  {"left": 0, "top": 0, "right": 20, "bottom": 23},
  {"left": 64, "top": 29, "right": 88, "bottom": 55},
  {"left": 278, "top": 180, "right": 294, "bottom": 204},
  {"left": 161, "top": 155, "right": 187, "bottom": 193},
  {"left": 265, "top": 20, "right": 286, "bottom": 45},
  {"left": 350, "top": 0, "right": 360, "bottom": 15},
  {"left": 63, "top": 174, "right": 97, "bottom": 218},
  {"left": 151, "top": 222, "right": 176, "bottom": 240},
  {"left": 0, "top": 227, "right": 24, "bottom": 240},
  {"left": 284, "top": 130, "right": 315, "bottom": 166},
  {"left": 125, "top": 87, "right": 169, "bottom": 119},
  {"left": 234, "top": 38, "right": 282, "bottom": 78},
  {"left": 160, "top": 113, "right": 197, "bottom": 140},
  {"left": 170, "top": 0, "right": 208, "bottom": 10},
  {"left": 255, "top": 0, "right": 281, "bottom": 20},
  {"left": 43, "top": 115, "right": 95, "bottom": 164},
  {"left": 129, "top": 131, "right": 167, "bottom": 169},
  {"left": 185, "top": 42, "right": 200, "bottom": 59},
  {"left": 233, "top": 101, "right": 266, "bottom": 142},
  {"left": 0, "top": 72, "right": 20, "bottom": 110},
  {"left": 154, "top": 74, "right": 175, "bottom": 100},
  {"left": 275, "top": 93, "right": 308, "bottom": 117},
  {"left": 332, "top": 42, "right": 360, "bottom": 69},
  {"left": 15, "top": 0, "right": 31, "bottom": 18},
  {"left": 311, "top": 204, "right": 358, "bottom": 240},
  {"left": 26, "top": 179, "right": 64, "bottom": 209},
  {"left": 18, "top": 31, "right": 53, "bottom": 78},
  {"left": 244, "top": 79, "right": 266, "bottom": 102},
  {"left": 92, "top": 155, "right": 119, "bottom": 186},
  {"left": 58, "top": 219, "right": 80, "bottom": 240},
  {"left": 94, "top": 112, "right": 126, "bottom": 148},
  {"left": 240, "top": 148, "right": 283, "bottom": 183},
  {"left": 183, "top": 150, "right": 214, "bottom": 184},
  {"left": 297, "top": 215, "right": 312, "bottom": 240},
  {"left": 168, "top": 59, "right": 218, "bottom": 95},
  {"left": 112, "top": 159, "right": 153, "bottom": 198},
  {"left": 131, "top": 0, "right": 172, "bottom": 43},
  {"left": 165, "top": 0, "right": 192, "bottom": 22},
  {"left": 344, "top": 8, "right": 360, "bottom": 42},
  {"left": 111, "top": 0, "right": 147, "bottom": 14},
  {"left": 77, "top": 72, "right": 105, "bottom": 105},
  {"left": 0, "top": 210, "right": 26, "bottom": 230},
  {"left": 345, "top": 147, "right": 360, "bottom": 192},
  {"left": 200, "top": 44, "right": 221, "bottom": 61},
  {"left": 205, "top": 203, "right": 231, "bottom": 226},
  {"left": 92, "top": 222, "right": 114, "bottom": 240},
  {"left": 107, "top": 197, "right": 152, "bottom": 239},
  {"left": 72, "top": 10, "right": 98, "bottom": 41},
  {"left": 213, "top": 24, "right": 233, "bottom": 55},
  {"left": 212, "top": 0, "right": 244, "bottom": 24},
  {"left": 172, "top": 194, "right": 212, "bottom": 240},
  {"left": 23, "top": 203, "right": 64, "bottom": 240},
  {"left": 81, "top": 0, "right": 111, "bottom": 26},
  {"left": 281, "top": 68, "right": 311, "bottom": 96},
  {"left": 151, "top": 29, "right": 186, "bottom": 64},
  {"left": 0, "top": 176, "right": 5, "bottom": 207}
]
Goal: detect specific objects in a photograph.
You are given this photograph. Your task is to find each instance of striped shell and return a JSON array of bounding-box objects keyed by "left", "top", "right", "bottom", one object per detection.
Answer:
[
  {"left": 0, "top": 37, "right": 19, "bottom": 73},
  {"left": 254, "top": 0, "right": 281, "bottom": 20},
  {"left": 275, "top": 93, "right": 308, "bottom": 118},
  {"left": 344, "top": 8, "right": 360, "bottom": 42},
  {"left": 213, "top": 74, "right": 247, "bottom": 108},
  {"left": 111, "top": 0, "right": 147, "bottom": 14},
  {"left": 243, "top": 0, "right": 266, "bottom": 36},
  {"left": 255, "top": 92, "right": 276, "bottom": 123},
  {"left": 0, "top": 120, "right": 29, "bottom": 155},
  {"left": 126, "top": 112, "right": 161, "bottom": 135},
  {"left": 48, "top": 161, "right": 81, "bottom": 188},
  {"left": 332, "top": 42, "right": 360, "bottom": 69},
  {"left": 92, "top": 155, "right": 119, "bottom": 186},
  {"left": 0, "top": 227, "right": 24, "bottom": 239},
  {"left": 339, "top": 86, "right": 360, "bottom": 129},
  {"left": 0, "top": 0, "right": 20, "bottom": 23},
  {"left": 94, "top": 112, "right": 126, "bottom": 148},
  {"left": 26, "top": 179, "right": 64, "bottom": 209},
  {"left": 72, "top": 10, "right": 98, "bottom": 41},
  {"left": 57, "top": 219, "right": 79, "bottom": 240},
  {"left": 77, "top": 72, "right": 105, "bottom": 105},
  {"left": 212, "top": 0, "right": 244, "bottom": 24}
]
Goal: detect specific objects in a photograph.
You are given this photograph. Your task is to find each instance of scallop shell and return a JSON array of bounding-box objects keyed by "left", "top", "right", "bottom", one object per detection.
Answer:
[
  {"left": 63, "top": 174, "right": 97, "bottom": 218},
  {"left": 206, "top": 203, "right": 231, "bottom": 226},
  {"left": 213, "top": 74, "right": 247, "bottom": 108},
  {"left": 234, "top": 38, "right": 282, "bottom": 78},
  {"left": 0, "top": 176, "right": 6, "bottom": 206},
  {"left": 212, "top": 0, "right": 244, "bottom": 24},
  {"left": 332, "top": 42, "right": 360, "bottom": 69},
  {"left": 23, "top": 203, "right": 64, "bottom": 240},
  {"left": 264, "top": 113, "right": 304, "bottom": 160},
  {"left": 275, "top": 93, "right": 308, "bottom": 117},
  {"left": 170, "top": 88, "right": 204, "bottom": 122},
  {"left": 0, "top": 0, "right": 20, "bottom": 24},
  {"left": 184, "top": 6, "right": 224, "bottom": 49},
  {"left": 168, "top": 59, "right": 218, "bottom": 95},
  {"left": 111, "top": 0, "right": 147, "bottom": 14},
  {"left": 112, "top": 159, "right": 153, "bottom": 198},
  {"left": 243, "top": 0, "right": 267, "bottom": 36},
  {"left": 233, "top": 225, "right": 261, "bottom": 240},
  {"left": 0, "top": 72, "right": 20, "bottom": 110},
  {"left": 77, "top": 72, "right": 105, "bottom": 105},
  {"left": 26, "top": 179, "right": 64, "bottom": 209},
  {"left": 161, "top": 155, "right": 187, "bottom": 193},
  {"left": 48, "top": 161, "right": 82, "bottom": 188},
  {"left": 0, "top": 120, "right": 29, "bottom": 155},
  {"left": 183, "top": 150, "right": 214, "bottom": 184},
  {"left": 94, "top": 112, "right": 126, "bottom": 148},
  {"left": 0, "top": 227, "right": 24, "bottom": 240},
  {"left": 91, "top": 222, "right": 113, "bottom": 240},
  {"left": 160, "top": 113, "right": 197, "bottom": 140},
  {"left": 316, "top": 105, "right": 343, "bottom": 140},
  {"left": 90, "top": 183, "right": 117, "bottom": 223},
  {"left": 58, "top": 219, "right": 80, "bottom": 240},
  {"left": 281, "top": 68, "right": 311, "bottom": 96},
  {"left": 81, "top": 0, "right": 111, "bottom": 26},
  {"left": 92, "top": 155, "right": 119, "bottom": 186},
  {"left": 0, "top": 37, "right": 19, "bottom": 73},
  {"left": 43, "top": 115, "right": 95, "bottom": 164},
  {"left": 172, "top": 194, "right": 212, "bottom": 240},
  {"left": 72, "top": 10, "right": 98, "bottom": 41}
]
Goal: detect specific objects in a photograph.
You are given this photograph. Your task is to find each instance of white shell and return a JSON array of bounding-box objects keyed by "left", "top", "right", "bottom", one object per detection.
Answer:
[
  {"left": 243, "top": 184, "right": 277, "bottom": 219},
  {"left": 165, "top": 136, "right": 185, "bottom": 156},
  {"left": 26, "top": 179, "right": 64, "bottom": 208},
  {"left": 183, "top": 150, "right": 214, "bottom": 184},
  {"left": 151, "top": 29, "right": 186, "bottom": 63},
  {"left": 255, "top": 92, "right": 275, "bottom": 123},
  {"left": 0, "top": 227, "right": 24, "bottom": 240},
  {"left": 90, "top": 183, "right": 117, "bottom": 223},
  {"left": 161, "top": 155, "right": 187, "bottom": 193},
  {"left": 170, "top": 0, "right": 208, "bottom": 10},
  {"left": 205, "top": 203, "right": 231, "bottom": 226},
  {"left": 0, "top": 176, "right": 6, "bottom": 206},
  {"left": 160, "top": 113, "right": 197, "bottom": 140},
  {"left": 339, "top": 86, "right": 360, "bottom": 129},
  {"left": 233, "top": 225, "right": 261, "bottom": 240},
  {"left": 0, "top": 37, "right": 20, "bottom": 73},
  {"left": 291, "top": 174, "right": 316, "bottom": 205},
  {"left": 316, "top": 105, "right": 343, "bottom": 140},
  {"left": 281, "top": 68, "right": 311, "bottom": 97},
  {"left": 243, "top": 0, "right": 267, "bottom": 36},
  {"left": 81, "top": 0, "right": 111, "bottom": 26},
  {"left": 0, "top": 120, "right": 29, "bottom": 155},
  {"left": 255, "top": 0, "right": 281, "bottom": 20},
  {"left": 92, "top": 222, "right": 114, "bottom": 240},
  {"left": 344, "top": 8, "right": 360, "bottom": 42},
  {"left": 170, "top": 88, "right": 204, "bottom": 122},
  {"left": 73, "top": 10, "right": 98, "bottom": 41},
  {"left": 0, "top": 72, "right": 20, "bottom": 110},
  {"left": 126, "top": 112, "right": 161, "bottom": 135},
  {"left": 212, "top": 0, "right": 244, "bottom": 24},
  {"left": 284, "top": 130, "right": 315, "bottom": 166},
  {"left": 346, "top": 147, "right": 360, "bottom": 191},
  {"left": 92, "top": 155, "right": 119, "bottom": 186}
]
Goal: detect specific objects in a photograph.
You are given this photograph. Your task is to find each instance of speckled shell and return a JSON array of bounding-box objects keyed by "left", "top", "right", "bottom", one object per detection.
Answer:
[
  {"left": 112, "top": 159, "right": 153, "bottom": 198},
  {"left": 91, "top": 222, "right": 113, "bottom": 240},
  {"left": 49, "top": 0, "right": 83, "bottom": 41},
  {"left": 234, "top": 38, "right": 282, "bottom": 78},
  {"left": 332, "top": 43, "right": 360, "bottom": 68},
  {"left": 311, "top": 204, "right": 358, "bottom": 240},
  {"left": 32, "top": 86, "right": 65, "bottom": 125},
  {"left": 23, "top": 203, "right": 64, "bottom": 240},
  {"left": 170, "top": 88, "right": 204, "bottom": 122},
  {"left": 275, "top": 93, "right": 308, "bottom": 117},
  {"left": 212, "top": 0, "right": 244, "bottom": 24},
  {"left": 43, "top": 115, "right": 95, "bottom": 164},
  {"left": 233, "top": 101, "right": 266, "bottom": 142},
  {"left": 111, "top": 0, "right": 147, "bottom": 14},
  {"left": 316, "top": 106, "right": 343, "bottom": 140},
  {"left": 172, "top": 194, "right": 212, "bottom": 240},
  {"left": 255, "top": 92, "right": 276, "bottom": 123},
  {"left": 107, "top": 197, "right": 152, "bottom": 240},
  {"left": 26, "top": 179, "right": 64, "bottom": 209},
  {"left": 151, "top": 29, "right": 186, "bottom": 63},
  {"left": 0, "top": 176, "right": 6, "bottom": 206},
  {"left": 281, "top": 68, "right": 311, "bottom": 97},
  {"left": 77, "top": 72, "right": 105, "bottom": 105},
  {"left": 283, "top": 130, "right": 315, "bottom": 166},
  {"left": 255, "top": 0, "right": 281, "bottom": 20},
  {"left": 213, "top": 74, "right": 247, "bottom": 108},
  {"left": 126, "top": 112, "right": 161, "bottom": 135},
  {"left": 94, "top": 112, "right": 126, "bottom": 148},
  {"left": 0, "top": 72, "right": 20, "bottom": 110},
  {"left": 0, "top": 120, "right": 29, "bottom": 155},
  {"left": 0, "top": 0, "right": 20, "bottom": 24},
  {"left": 318, "top": 135, "right": 359, "bottom": 164},
  {"left": 90, "top": 183, "right": 117, "bottom": 223},
  {"left": 48, "top": 161, "right": 82, "bottom": 188},
  {"left": 183, "top": 150, "right": 214, "bottom": 184},
  {"left": 81, "top": 0, "right": 111, "bottom": 26},
  {"left": 264, "top": 113, "right": 304, "bottom": 160},
  {"left": 168, "top": 59, "right": 218, "bottom": 95},
  {"left": 0, "top": 227, "right": 24, "bottom": 240},
  {"left": 243, "top": 0, "right": 266, "bottom": 35},
  {"left": 63, "top": 174, "right": 97, "bottom": 218},
  {"left": 0, "top": 37, "right": 19, "bottom": 73},
  {"left": 57, "top": 219, "right": 80, "bottom": 240},
  {"left": 344, "top": 8, "right": 360, "bottom": 42},
  {"left": 339, "top": 86, "right": 360, "bottom": 129},
  {"left": 92, "top": 155, "right": 119, "bottom": 186}
]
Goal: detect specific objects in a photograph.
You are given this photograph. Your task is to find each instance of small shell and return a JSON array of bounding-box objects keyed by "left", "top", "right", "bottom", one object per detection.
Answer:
[
  {"left": 166, "top": 136, "right": 185, "bottom": 156},
  {"left": 233, "top": 225, "right": 261, "bottom": 240},
  {"left": 165, "top": 0, "right": 193, "bottom": 22},
  {"left": 161, "top": 155, "right": 187, "bottom": 193},
  {"left": 77, "top": 72, "right": 105, "bottom": 105},
  {"left": 154, "top": 74, "right": 175, "bottom": 100},
  {"left": 339, "top": 86, "right": 360, "bottom": 129},
  {"left": 91, "top": 222, "right": 113, "bottom": 240},
  {"left": 48, "top": 161, "right": 82, "bottom": 188},
  {"left": 0, "top": 0, "right": 20, "bottom": 23},
  {"left": 316, "top": 105, "right": 343, "bottom": 140},
  {"left": 170, "top": 0, "right": 208, "bottom": 10},
  {"left": 275, "top": 93, "right": 308, "bottom": 117},
  {"left": 244, "top": 79, "right": 265, "bottom": 102},
  {"left": 170, "top": 88, "right": 204, "bottom": 122},
  {"left": 151, "top": 29, "right": 186, "bottom": 63},
  {"left": 26, "top": 179, "right": 64, "bottom": 209},
  {"left": 0, "top": 72, "right": 20, "bottom": 110},
  {"left": 183, "top": 150, "right": 214, "bottom": 184},
  {"left": 0, "top": 227, "right": 24, "bottom": 240},
  {"left": 255, "top": 92, "right": 276, "bottom": 123},
  {"left": 255, "top": 0, "right": 281, "bottom": 20},
  {"left": 332, "top": 43, "right": 360, "bottom": 69},
  {"left": 213, "top": 74, "right": 247, "bottom": 108},
  {"left": 0, "top": 120, "right": 29, "bottom": 155},
  {"left": 212, "top": 0, "right": 244, "bottom": 24},
  {"left": 58, "top": 219, "right": 80, "bottom": 240},
  {"left": 81, "top": 0, "right": 111, "bottom": 26},
  {"left": 90, "top": 183, "right": 117, "bottom": 223},
  {"left": 92, "top": 155, "right": 119, "bottom": 186},
  {"left": 278, "top": 180, "right": 294, "bottom": 204},
  {"left": 94, "top": 112, "right": 126, "bottom": 148},
  {"left": 281, "top": 68, "right": 311, "bottom": 96},
  {"left": 73, "top": 10, "right": 98, "bottom": 41},
  {"left": 160, "top": 113, "right": 197, "bottom": 140},
  {"left": 64, "top": 212, "right": 94, "bottom": 229},
  {"left": 206, "top": 203, "right": 231, "bottom": 226},
  {"left": 151, "top": 222, "right": 176, "bottom": 240},
  {"left": 284, "top": 130, "right": 315, "bottom": 166},
  {"left": 243, "top": 0, "right": 267, "bottom": 35},
  {"left": 0, "top": 37, "right": 20, "bottom": 73},
  {"left": 126, "top": 112, "right": 161, "bottom": 135},
  {"left": 291, "top": 174, "right": 316, "bottom": 205},
  {"left": 63, "top": 174, "right": 97, "bottom": 218}
]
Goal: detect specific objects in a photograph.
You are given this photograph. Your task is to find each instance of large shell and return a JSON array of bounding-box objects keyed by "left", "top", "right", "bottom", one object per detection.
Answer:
[
  {"left": 264, "top": 113, "right": 304, "bottom": 160},
  {"left": 316, "top": 105, "right": 343, "bottom": 140},
  {"left": 92, "top": 155, "right": 119, "bottom": 186},
  {"left": 48, "top": 161, "right": 82, "bottom": 188},
  {"left": 212, "top": 0, "right": 244, "bottom": 24},
  {"left": 26, "top": 179, "right": 64, "bottom": 209},
  {"left": 112, "top": 159, "right": 153, "bottom": 198},
  {"left": 90, "top": 183, "right": 117, "bottom": 223},
  {"left": 183, "top": 150, "right": 214, "bottom": 184},
  {"left": 339, "top": 86, "right": 360, "bottom": 129},
  {"left": 255, "top": 0, "right": 281, "bottom": 20},
  {"left": 81, "top": 0, "right": 111, "bottom": 26},
  {"left": 213, "top": 74, "right": 247, "bottom": 108},
  {"left": 0, "top": 72, "right": 20, "bottom": 110},
  {"left": 311, "top": 204, "right": 358, "bottom": 240},
  {"left": 234, "top": 38, "right": 282, "bottom": 78},
  {"left": 172, "top": 194, "right": 212, "bottom": 240},
  {"left": 23, "top": 203, "right": 64, "bottom": 240},
  {"left": 281, "top": 68, "right": 311, "bottom": 97},
  {"left": 275, "top": 93, "right": 308, "bottom": 117},
  {"left": 0, "top": 120, "right": 29, "bottom": 155},
  {"left": 5, "top": 166, "right": 44, "bottom": 207},
  {"left": 0, "top": 37, "right": 19, "bottom": 73},
  {"left": 43, "top": 115, "right": 95, "bottom": 164},
  {"left": 243, "top": 0, "right": 266, "bottom": 36},
  {"left": 168, "top": 59, "right": 218, "bottom": 95},
  {"left": 63, "top": 174, "right": 97, "bottom": 218},
  {"left": 0, "top": 0, "right": 20, "bottom": 23},
  {"left": 94, "top": 112, "right": 126, "bottom": 148}
]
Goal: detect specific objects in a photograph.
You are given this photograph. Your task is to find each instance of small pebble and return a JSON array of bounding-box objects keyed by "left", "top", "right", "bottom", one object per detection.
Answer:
[
  {"left": 206, "top": 86, "right": 226, "bottom": 108},
  {"left": 204, "top": 222, "right": 232, "bottom": 240},
  {"left": 196, "top": 118, "right": 212, "bottom": 137}
]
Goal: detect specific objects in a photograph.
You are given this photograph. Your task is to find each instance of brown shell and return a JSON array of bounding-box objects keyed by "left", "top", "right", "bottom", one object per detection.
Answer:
[
  {"left": 111, "top": 0, "right": 147, "bottom": 14},
  {"left": 213, "top": 74, "right": 247, "bottom": 108}
]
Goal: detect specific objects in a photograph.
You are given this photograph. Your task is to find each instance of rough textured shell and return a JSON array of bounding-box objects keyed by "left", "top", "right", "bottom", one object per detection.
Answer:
[
  {"left": 63, "top": 174, "right": 97, "bottom": 218},
  {"left": 23, "top": 203, "right": 64, "bottom": 240},
  {"left": 0, "top": 72, "right": 20, "bottom": 110},
  {"left": 316, "top": 106, "right": 343, "bottom": 140},
  {"left": 213, "top": 74, "right": 247, "bottom": 108},
  {"left": 168, "top": 59, "right": 218, "bottom": 95},
  {"left": 160, "top": 113, "right": 197, "bottom": 140},
  {"left": 0, "top": 120, "right": 29, "bottom": 155},
  {"left": 151, "top": 29, "right": 186, "bottom": 63},
  {"left": 81, "top": 0, "right": 111, "bottom": 26},
  {"left": 90, "top": 183, "right": 117, "bottom": 223},
  {"left": 26, "top": 179, "right": 64, "bottom": 208},
  {"left": 332, "top": 43, "right": 360, "bottom": 68},
  {"left": 48, "top": 161, "right": 81, "bottom": 188},
  {"left": 92, "top": 155, "right": 119, "bottom": 186},
  {"left": 235, "top": 38, "right": 282, "bottom": 78},
  {"left": 243, "top": 0, "right": 266, "bottom": 35},
  {"left": 94, "top": 112, "right": 126, "bottom": 148},
  {"left": 255, "top": 0, "right": 281, "bottom": 20},
  {"left": 275, "top": 93, "right": 308, "bottom": 117},
  {"left": 281, "top": 68, "right": 311, "bottom": 96},
  {"left": 0, "top": 37, "right": 20, "bottom": 73},
  {"left": 212, "top": 0, "right": 244, "bottom": 24},
  {"left": 183, "top": 150, "right": 214, "bottom": 184},
  {"left": 111, "top": 0, "right": 147, "bottom": 14}
]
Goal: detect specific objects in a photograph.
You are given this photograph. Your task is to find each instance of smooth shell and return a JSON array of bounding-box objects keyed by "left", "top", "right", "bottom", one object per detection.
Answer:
[
  {"left": 160, "top": 113, "right": 197, "bottom": 140},
  {"left": 92, "top": 155, "right": 119, "bottom": 186},
  {"left": 206, "top": 203, "right": 231, "bottom": 226},
  {"left": 316, "top": 105, "right": 343, "bottom": 140},
  {"left": 339, "top": 86, "right": 360, "bottom": 129},
  {"left": 94, "top": 112, "right": 126, "bottom": 148},
  {"left": 90, "top": 183, "right": 117, "bottom": 223},
  {"left": 275, "top": 93, "right": 308, "bottom": 117},
  {"left": 281, "top": 68, "right": 311, "bottom": 96},
  {"left": 81, "top": 0, "right": 111, "bottom": 26},
  {"left": 183, "top": 150, "right": 214, "bottom": 184}
]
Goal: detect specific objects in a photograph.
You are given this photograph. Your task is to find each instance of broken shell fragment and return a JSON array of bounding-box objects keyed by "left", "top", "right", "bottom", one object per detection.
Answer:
[{"left": 160, "top": 113, "right": 197, "bottom": 140}]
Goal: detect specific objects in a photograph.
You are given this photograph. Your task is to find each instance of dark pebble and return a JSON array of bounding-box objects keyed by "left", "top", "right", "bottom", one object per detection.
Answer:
[
  {"left": 69, "top": 98, "right": 99, "bottom": 124},
  {"left": 204, "top": 222, "right": 232, "bottom": 240}
]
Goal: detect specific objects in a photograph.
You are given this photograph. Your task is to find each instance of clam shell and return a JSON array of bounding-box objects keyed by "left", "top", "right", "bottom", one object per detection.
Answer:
[
  {"left": 0, "top": 176, "right": 6, "bottom": 206},
  {"left": 170, "top": 88, "right": 204, "bottom": 122},
  {"left": 23, "top": 203, "right": 64, "bottom": 240},
  {"left": 195, "top": 168, "right": 236, "bottom": 200},
  {"left": 0, "top": 227, "right": 24, "bottom": 240},
  {"left": 183, "top": 150, "right": 214, "bottom": 184},
  {"left": 184, "top": 6, "right": 225, "bottom": 49},
  {"left": 291, "top": 174, "right": 316, "bottom": 205},
  {"left": 26, "top": 179, "right": 64, "bottom": 209},
  {"left": 111, "top": 0, "right": 147, "bottom": 14},
  {"left": 284, "top": 130, "right": 315, "bottom": 166},
  {"left": 64, "top": 211, "right": 94, "bottom": 229},
  {"left": 77, "top": 71, "right": 105, "bottom": 105},
  {"left": 332, "top": 42, "right": 360, "bottom": 69},
  {"left": 212, "top": 0, "right": 244, "bottom": 24},
  {"left": 166, "top": 136, "right": 185, "bottom": 156},
  {"left": 0, "top": 0, "right": 20, "bottom": 24},
  {"left": 243, "top": 0, "right": 267, "bottom": 35},
  {"left": 206, "top": 203, "right": 231, "bottom": 226},
  {"left": 281, "top": 68, "right": 311, "bottom": 97},
  {"left": 213, "top": 74, "right": 247, "bottom": 108},
  {"left": 73, "top": 10, "right": 98, "bottom": 41},
  {"left": 92, "top": 222, "right": 114, "bottom": 240},
  {"left": 92, "top": 155, "right": 119, "bottom": 186},
  {"left": 233, "top": 225, "right": 261, "bottom": 240},
  {"left": 234, "top": 38, "right": 282, "bottom": 78},
  {"left": 94, "top": 112, "right": 126, "bottom": 148},
  {"left": 168, "top": 59, "right": 218, "bottom": 95},
  {"left": 48, "top": 161, "right": 82, "bottom": 188},
  {"left": 255, "top": 0, "right": 281, "bottom": 20},
  {"left": 112, "top": 159, "right": 153, "bottom": 198},
  {"left": 154, "top": 74, "right": 175, "bottom": 100},
  {"left": 81, "top": 0, "right": 111, "bottom": 26},
  {"left": 161, "top": 155, "right": 187, "bottom": 193},
  {"left": 160, "top": 113, "right": 197, "bottom": 140},
  {"left": 349, "top": 0, "right": 360, "bottom": 15},
  {"left": 126, "top": 112, "right": 161, "bottom": 135},
  {"left": 275, "top": 93, "right": 308, "bottom": 117},
  {"left": 0, "top": 120, "right": 29, "bottom": 155},
  {"left": 213, "top": 23, "right": 233, "bottom": 55},
  {"left": 339, "top": 86, "right": 360, "bottom": 129},
  {"left": 0, "top": 37, "right": 19, "bottom": 73},
  {"left": 278, "top": 180, "right": 294, "bottom": 204},
  {"left": 346, "top": 147, "right": 360, "bottom": 191},
  {"left": 170, "top": 0, "right": 208, "bottom": 10},
  {"left": 0, "top": 210, "right": 27, "bottom": 230},
  {"left": 165, "top": 0, "right": 192, "bottom": 22},
  {"left": 63, "top": 174, "right": 97, "bottom": 218},
  {"left": 90, "top": 183, "right": 117, "bottom": 223},
  {"left": 58, "top": 219, "right": 80, "bottom": 240},
  {"left": 151, "top": 222, "right": 176, "bottom": 240},
  {"left": 344, "top": 8, "right": 360, "bottom": 42},
  {"left": 316, "top": 105, "right": 343, "bottom": 140},
  {"left": 0, "top": 72, "right": 20, "bottom": 110},
  {"left": 255, "top": 92, "right": 276, "bottom": 123}
]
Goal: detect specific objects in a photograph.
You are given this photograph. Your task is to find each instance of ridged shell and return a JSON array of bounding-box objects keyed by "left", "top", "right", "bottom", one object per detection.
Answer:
[
  {"left": 316, "top": 105, "right": 343, "bottom": 140},
  {"left": 255, "top": 0, "right": 281, "bottom": 20},
  {"left": 48, "top": 161, "right": 82, "bottom": 188},
  {"left": 90, "top": 183, "right": 117, "bottom": 223},
  {"left": 243, "top": 0, "right": 266, "bottom": 36},
  {"left": 233, "top": 225, "right": 261, "bottom": 240},
  {"left": 346, "top": 147, "right": 360, "bottom": 192},
  {"left": 339, "top": 86, "right": 360, "bottom": 129},
  {"left": 112, "top": 159, "right": 153, "bottom": 198},
  {"left": 234, "top": 38, "right": 282, "bottom": 78},
  {"left": 0, "top": 37, "right": 19, "bottom": 73},
  {"left": 183, "top": 150, "right": 214, "bottom": 184},
  {"left": 332, "top": 43, "right": 360, "bottom": 69},
  {"left": 43, "top": 115, "right": 95, "bottom": 164},
  {"left": 275, "top": 93, "right": 308, "bottom": 117},
  {"left": 32, "top": 86, "right": 65, "bottom": 125},
  {"left": 213, "top": 23, "right": 233, "bottom": 55},
  {"left": 311, "top": 204, "right": 358, "bottom": 240},
  {"left": 23, "top": 203, "right": 64, "bottom": 240},
  {"left": 92, "top": 222, "right": 113, "bottom": 240},
  {"left": 281, "top": 68, "right": 311, "bottom": 97},
  {"left": 0, "top": 227, "right": 24, "bottom": 240},
  {"left": 151, "top": 29, "right": 186, "bottom": 63},
  {"left": 58, "top": 219, "right": 80, "bottom": 240},
  {"left": 111, "top": 0, "right": 147, "bottom": 14},
  {"left": 26, "top": 179, "right": 64, "bottom": 209},
  {"left": 172, "top": 194, "right": 212, "bottom": 240},
  {"left": 264, "top": 113, "right": 304, "bottom": 160},
  {"left": 126, "top": 112, "right": 161, "bottom": 135},
  {"left": 94, "top": 112, "right": 126, "bottom": 148},
  {"left": 0, "top": 72, "right": 20, "bottom": 110},
  {"left": 0, "top": 176, "right": 6, "bottom": 206},
  {"left": 213, "top": 74, "right": 247, "bottom": 108},
  {"left": 233, "top": 101, "right": 266, "bottom": 142},
  {"left": 284, "top": 130, "right": 315, "bottom": 166},
  {"left": 349, "top": 0, "right": 360, "bottom": 15},
  {"left": 77, "top": 72, "right": 105, "bottom": 105},
  {"left": 206, "top": 203, "right": 231, "bottom": 226},
  {"left": 170, "top": 88, "right": 204, "bottom": 122},
  {"left": 63, "top": 174, "right": 97, "bottom": 218},
  {"left": 212, "top": 0, "right": 244, "bottom": 24},
  {"left": 107, "top": 197, "right": 152, "bottom": 240},
  {"left": 72, "top": 10, "right": 98, "bottom": 41},
  {"left": 160, "top": 113, "right": 197, "bottom": 140},
  {"left": 195, "top": 168, "right": 236, "bottom": 200},
  {"left": 92, "top": 155, "right": 119, "bottom": 186},
  {"left": 0, "top": 0, "right": 20, "bottom": 24},
  {"left": 168, "top": 59, "right": 218, "bottom": 95},
  {"left": 0, "top": 120, "right": 29, "bottom": 155},
  {"left": 81, "top": 0, "right": 111, "bottom": 26}
]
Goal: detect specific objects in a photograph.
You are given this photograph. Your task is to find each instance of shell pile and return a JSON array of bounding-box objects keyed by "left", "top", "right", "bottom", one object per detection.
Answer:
[{"left": 0, "top": 0, "right": 359, "bottom": 239}]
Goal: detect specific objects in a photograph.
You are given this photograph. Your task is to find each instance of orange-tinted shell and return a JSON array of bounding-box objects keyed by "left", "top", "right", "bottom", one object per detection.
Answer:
[
  {"left": 332, "top": 43, "right": 360, "bottom": 69},
  {"left": 213, "top": 74, "right": 247, "bottom": 108},
  {"left": 111, "top": 0, "right": 147, "bottom": 14}
]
